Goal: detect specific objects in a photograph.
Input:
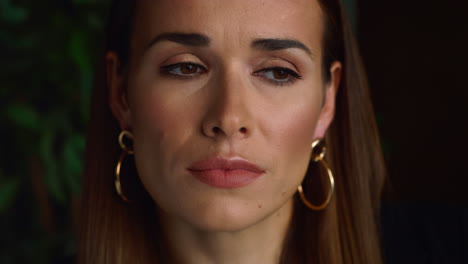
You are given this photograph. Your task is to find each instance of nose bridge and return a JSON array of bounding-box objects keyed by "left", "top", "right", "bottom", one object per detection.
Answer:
[
  {"left": 220, "top": 64, "right": 247, "bottom": 110},
  {"left": 202, "top": 62, "right": 254, "bottom": 139}
]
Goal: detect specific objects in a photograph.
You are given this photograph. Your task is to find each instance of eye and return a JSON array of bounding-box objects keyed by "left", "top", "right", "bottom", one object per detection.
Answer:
[
  {"left": 160, "top": 62, "right": 207, "bottom": 78},
  {"left": 253, "top": 67, "right": 302, "bottom": 85}
]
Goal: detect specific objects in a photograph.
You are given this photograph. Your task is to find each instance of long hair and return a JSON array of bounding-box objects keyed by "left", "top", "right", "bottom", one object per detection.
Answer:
[{"left": 78, "top": 1, "right": 386, "bottom": 263}]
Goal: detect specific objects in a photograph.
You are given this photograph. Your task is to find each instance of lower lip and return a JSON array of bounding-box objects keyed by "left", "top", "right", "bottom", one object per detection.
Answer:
[{"left": 188, "top": 169, "right": 263, "bottom": 188}]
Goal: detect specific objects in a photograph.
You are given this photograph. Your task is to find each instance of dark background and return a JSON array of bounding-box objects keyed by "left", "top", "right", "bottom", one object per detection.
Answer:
[
  {"left": 358, "top": 0, "right": 468, "bottom": 205},
  {"left": 0, "top": 0, "right": 467, "bottom": 263}
]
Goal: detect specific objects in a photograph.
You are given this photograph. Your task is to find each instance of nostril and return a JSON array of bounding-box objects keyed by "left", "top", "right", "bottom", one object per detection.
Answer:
[
  {"left": 212, "top": 127, "right": 221, "bottom": 134},
  {"left": 207, "top": 126, "right": 248, "bottom": 136}
]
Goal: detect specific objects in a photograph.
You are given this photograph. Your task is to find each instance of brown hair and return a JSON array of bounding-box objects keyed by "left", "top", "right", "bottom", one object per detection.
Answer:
[{"left": 78, "top": 0, "right": 386, "bottom": 263}]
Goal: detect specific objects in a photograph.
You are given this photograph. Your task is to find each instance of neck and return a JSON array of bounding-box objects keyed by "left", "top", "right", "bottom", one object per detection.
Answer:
[{"left": 160, "top": 199, "right": 294, "bottom": 264}]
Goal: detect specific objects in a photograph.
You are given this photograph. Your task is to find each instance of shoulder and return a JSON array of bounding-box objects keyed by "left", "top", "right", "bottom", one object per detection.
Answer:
[{"left": 381, "top": 202, "right": 467, "bottom": 264}]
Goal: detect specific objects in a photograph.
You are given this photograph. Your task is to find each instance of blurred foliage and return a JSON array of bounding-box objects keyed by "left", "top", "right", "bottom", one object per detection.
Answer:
[{"left": 0, "top": 0, "right": 109, "bottom": 263}]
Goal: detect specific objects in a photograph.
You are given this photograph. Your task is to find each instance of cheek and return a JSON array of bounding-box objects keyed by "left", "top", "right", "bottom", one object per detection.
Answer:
[
  {"left": 273, "top": 106, "right": 319, "bottom": 155},
  {"left": 128, "top": 86, "right": 201, "bottom": 192},
  {"left": 253, "top": 85, "right": 324, "bottom": 203},
  {"left": 132, "top": 97, "right": 183, "bottom": 150},
  {"left": 262, "top": 92, "right": 323, "bottom": 166},
  {"left": 129, "top": 75, "right": 201, "bottom": 150}
]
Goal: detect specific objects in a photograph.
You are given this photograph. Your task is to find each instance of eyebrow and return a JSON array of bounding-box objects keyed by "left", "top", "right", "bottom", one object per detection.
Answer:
[
  {"left": 146, "top": 33, "right": 210, "bottom": 49},
  {"left": 252, "top": 38, "right": 314, "bottom": 56},
  {"left": 146, "top": 32, "right": 313, "bottom": 56}
]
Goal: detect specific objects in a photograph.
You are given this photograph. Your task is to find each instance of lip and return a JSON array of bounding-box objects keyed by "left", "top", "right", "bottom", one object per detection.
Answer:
[{"left": 187, "top": 157, "right": 265, "bottom": 188}]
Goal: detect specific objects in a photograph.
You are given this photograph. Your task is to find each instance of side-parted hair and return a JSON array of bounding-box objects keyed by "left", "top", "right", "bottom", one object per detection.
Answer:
[{"left": 78, "top": 0, "right": 386, "bottom": 263}]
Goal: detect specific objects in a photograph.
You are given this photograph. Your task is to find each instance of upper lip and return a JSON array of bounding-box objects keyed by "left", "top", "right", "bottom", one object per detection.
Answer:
[{"left": 187, "top": 157, "right": 265, "bottom": 173}]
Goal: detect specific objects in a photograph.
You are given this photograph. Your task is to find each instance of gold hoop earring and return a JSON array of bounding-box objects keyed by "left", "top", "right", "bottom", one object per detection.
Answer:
[
  {"left": 297, "top": 139, "right": 335, "bottom": 211},
  {"left": 115, "top": 130, "right": 134, "bottom": 202}
]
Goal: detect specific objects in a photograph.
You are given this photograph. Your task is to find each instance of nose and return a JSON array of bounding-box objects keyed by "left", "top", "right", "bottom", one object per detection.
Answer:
[{"left": 201, "top": 68, "right": 254, "bottom": 140}]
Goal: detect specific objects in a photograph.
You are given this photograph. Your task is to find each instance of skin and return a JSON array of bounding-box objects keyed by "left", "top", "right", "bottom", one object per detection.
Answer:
[{"left": 107, "top": 0, "right": 341, "bottom": 263}]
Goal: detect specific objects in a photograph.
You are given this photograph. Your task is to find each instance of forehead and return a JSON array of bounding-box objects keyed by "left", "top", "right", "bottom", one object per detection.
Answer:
[{"left": 132, "top": 0, "right": 323, "bottom": 54}]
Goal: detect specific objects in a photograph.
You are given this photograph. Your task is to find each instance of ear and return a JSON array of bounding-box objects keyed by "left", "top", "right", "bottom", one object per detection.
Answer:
[
  {"left": 313, "top": 61, "right": 342, "bottom": 139},
  {"left": 107, "top": 51, "right": 132, "bottom": 130}
]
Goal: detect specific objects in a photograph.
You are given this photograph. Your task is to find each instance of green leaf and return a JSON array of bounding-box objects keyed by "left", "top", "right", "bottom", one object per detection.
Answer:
[
  {"left": 69, "top": 29, "right": 94, "bottom": 111},
  {"left": 0, "top": 0, "right": 29, "bottom": 24},
  {"left": 62, "top": 134, "right": 85, "bottom": 195},
  {"left": 39, "top": 129, "right": 66, "bottom": 204},
  {"left": 0, "top": 178, "right": 20, "bottom": 213},
  {"left": 69, "top": 30, "right": 91, "bottom": 73},
  {"left": 5, "top": 103, "right": 41, "bottom": 131}
]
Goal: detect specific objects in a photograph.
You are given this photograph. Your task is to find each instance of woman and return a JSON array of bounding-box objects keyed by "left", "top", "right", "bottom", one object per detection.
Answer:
[{"left": 79, "top": 0, "right": 386, "bottom": 263}]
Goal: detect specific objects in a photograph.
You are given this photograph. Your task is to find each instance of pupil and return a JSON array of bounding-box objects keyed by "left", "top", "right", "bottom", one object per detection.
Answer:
[
  {"left": 182, "top": 64, "right": 196, "bottom": 74},
  {"left": 274, "top": 69, "right": 288, "bottom": 79}
]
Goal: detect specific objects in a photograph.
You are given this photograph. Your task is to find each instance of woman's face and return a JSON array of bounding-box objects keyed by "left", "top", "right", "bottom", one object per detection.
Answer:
[{"left": 109, "top": 0, "right": 341, "bottom": 231}]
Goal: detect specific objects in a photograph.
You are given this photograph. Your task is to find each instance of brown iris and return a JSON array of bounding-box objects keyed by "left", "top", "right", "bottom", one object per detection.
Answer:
[
  {"left": 273, "top": 69, "right": 289, "bottom": 80},
  {"left": 180, "top": 63, "right": 198, "bottom": 74}
]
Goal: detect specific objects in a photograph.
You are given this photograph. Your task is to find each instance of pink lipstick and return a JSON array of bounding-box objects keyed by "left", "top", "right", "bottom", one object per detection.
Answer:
[{"left": 187, "top": 157, "right": 265, "bottom": 188}]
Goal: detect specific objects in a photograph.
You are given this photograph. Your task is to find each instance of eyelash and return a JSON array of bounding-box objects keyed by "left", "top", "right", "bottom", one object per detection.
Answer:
[
  {"left": 253, "top": 67, "right": 302, "bottom": 86},
  {"left": 159, "top": 62, "right": 302, "bottom": 85},
  {"left": 160, "top": 62, "right": 207, "bottom": 80}
]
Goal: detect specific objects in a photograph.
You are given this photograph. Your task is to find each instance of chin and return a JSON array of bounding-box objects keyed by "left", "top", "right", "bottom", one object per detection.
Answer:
[{"left": 173, "top": 195, "right": 276, "bottom": 233}]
